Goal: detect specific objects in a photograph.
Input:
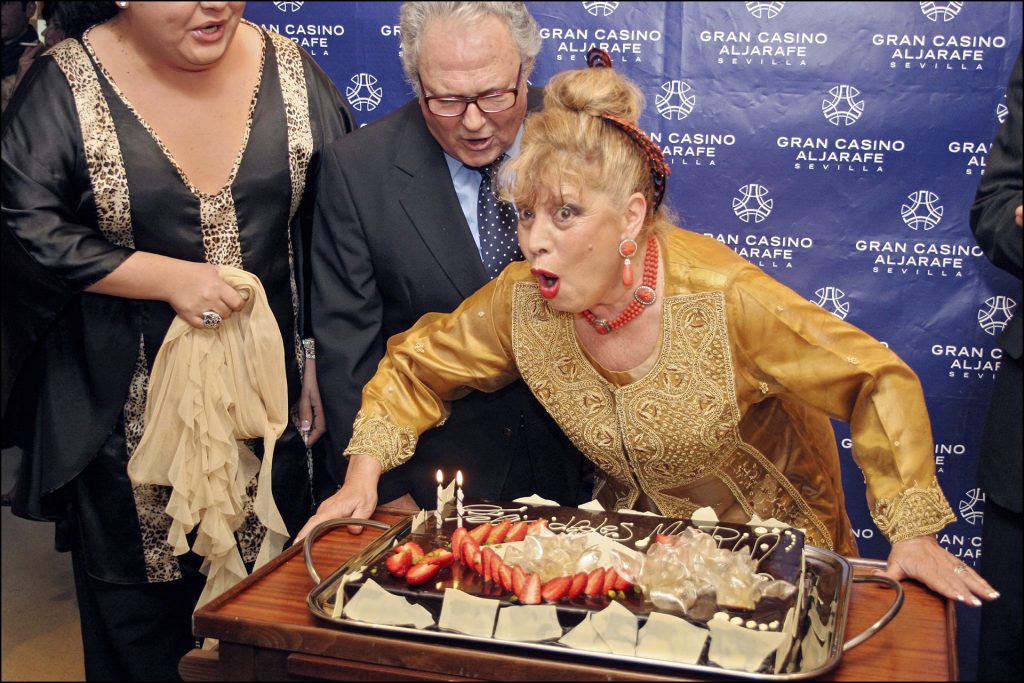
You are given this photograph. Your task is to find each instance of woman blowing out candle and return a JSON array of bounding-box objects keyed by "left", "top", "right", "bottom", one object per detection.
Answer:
[{"left": 297, "top": 50, "right": 997, "bottom": 608}]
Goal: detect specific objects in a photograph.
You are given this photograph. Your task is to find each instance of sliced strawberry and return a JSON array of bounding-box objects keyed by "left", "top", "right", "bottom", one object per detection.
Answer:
[
  {"left": 424, "top": 548, "right": 454, "bottom": 568},
  {"left": 451, "top": 527, "right": 468, "bottom": 558},
  {"left": 488, "top": 550, "right": 504, "bottom": 585},
  {"left": 467, "top": 523, "right": 492, "bottom": 545},
  {"left": 512, "top": 565, "right": 527, "bottom": 595},
  {"left": 486, "top": 519, "right": 512, "bottom": 545},
  {"left": 567, "top": 571, "right": 587, "bottom": 599},
  {"left": 498, "top": 563, "right": 514, "bottom": 591},
  {"left": 481, "top": 547, "right": 496, "bottom": 582},
  {"left": 462, "top": 536, "right": 480, "bottom": 568},
  {"left": 472, "top": 549, "right": 483, "bottom": 575},
  {"left": 405, "top": 561, "right": 440, "bottom": 586},
  {"left": 612, "top": 571, "right": 632, "bottom": 591},
  {"left": 584, "top": 567, "right": 606, "bottom": 597},
  {"left": 602, "top": 568, "right": 619, "bottom": 595},
  {"left": 385, "top": 550, "right": 412, "bottom": 578},
  {"left": 505, "top": 520, "right": 529, "bottom": 542},
  {"left": 519, "top": 572, "right": 542, "bottom": 605},
  {"left": 655, "top": 534, "right": 675, "bottom": 545},
  {"left": 526, "top": 519, "right": 548, "bottom": 535},
  {"left": 541, "top": 575, "right": 572, "bottom": 602},
  {"left": 394, "top": 541, "right": 425, "bottom": 564}
]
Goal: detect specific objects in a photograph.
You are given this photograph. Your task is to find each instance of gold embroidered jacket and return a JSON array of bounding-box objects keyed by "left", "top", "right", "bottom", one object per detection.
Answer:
[{"left": 346, "top": 229, "right": 955, "bottom": 554}]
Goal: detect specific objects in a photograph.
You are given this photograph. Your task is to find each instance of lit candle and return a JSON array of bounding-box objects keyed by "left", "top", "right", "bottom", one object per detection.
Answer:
[
  {"left": 456, "top": 470, "right": 464, "bottom": 528},
  {"left": 435, "top": 469, "right": 444, "bottom": 531}
]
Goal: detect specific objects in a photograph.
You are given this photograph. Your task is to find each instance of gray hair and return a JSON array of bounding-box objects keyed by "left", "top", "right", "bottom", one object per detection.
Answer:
[{"left": 400, "top": 2, "right": 542, "bottom": 96}]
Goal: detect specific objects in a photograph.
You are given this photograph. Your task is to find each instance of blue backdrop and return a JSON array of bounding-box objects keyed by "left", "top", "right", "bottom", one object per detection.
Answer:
[{"left": 244, "top": 1, "right": 1021, "bottom": 673}]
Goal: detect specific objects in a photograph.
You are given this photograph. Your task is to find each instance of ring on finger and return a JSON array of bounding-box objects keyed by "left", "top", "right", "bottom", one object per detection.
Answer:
[
  {"left": 953, "top": 562, "right": 968, "bottom": 575},
  {"left": 202, "top": 310, "right": 223, "bottom": 329}
]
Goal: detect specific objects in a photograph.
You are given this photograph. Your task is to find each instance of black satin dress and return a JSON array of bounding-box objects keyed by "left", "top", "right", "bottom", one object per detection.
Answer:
[{"left": 1, "top": 24, "right": 354, "bottom": 586}]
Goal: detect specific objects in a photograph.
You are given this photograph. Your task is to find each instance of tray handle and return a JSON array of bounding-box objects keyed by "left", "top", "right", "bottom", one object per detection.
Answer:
[
  {"left": 302, "top": 518, "right": 393, "bottom": 585},
  {"left": 842, "top": 558, "right": 905, "bottom": 651}
]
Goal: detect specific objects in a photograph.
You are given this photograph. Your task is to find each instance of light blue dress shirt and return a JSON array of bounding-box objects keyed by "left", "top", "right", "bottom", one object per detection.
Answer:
[{"left": 443, "top": 124, "right": 525, "bottom": 259}]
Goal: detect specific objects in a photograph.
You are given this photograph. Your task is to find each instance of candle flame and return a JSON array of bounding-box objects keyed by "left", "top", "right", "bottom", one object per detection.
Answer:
[
  {"left": 436, "top": 469, "right": 443, "bottom": 484},
  {"left": 456, "top": 470, "right": 463, "bottom": 486}
]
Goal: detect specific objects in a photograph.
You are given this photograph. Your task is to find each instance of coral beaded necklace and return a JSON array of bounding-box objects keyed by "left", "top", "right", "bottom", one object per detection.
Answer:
[{"left": 580, "top": 235, "right": 659, "bottom": 335}]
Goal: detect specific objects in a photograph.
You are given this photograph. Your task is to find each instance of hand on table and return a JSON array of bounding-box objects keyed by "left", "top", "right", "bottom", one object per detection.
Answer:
[
  {"left": 294, "top": 454, "right": 381, "bottom": 542},
  {"left": 878, "top": 535, "right": 999, "bottom": 606}
]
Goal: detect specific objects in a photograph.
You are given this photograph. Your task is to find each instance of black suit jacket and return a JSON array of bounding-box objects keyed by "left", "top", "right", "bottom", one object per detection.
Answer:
[
  {"left": 971, "top": 49, "right": 1022, "bottom": 513},
  {"left": 311, "top": 87, "right": 592, "bottom": 507}
]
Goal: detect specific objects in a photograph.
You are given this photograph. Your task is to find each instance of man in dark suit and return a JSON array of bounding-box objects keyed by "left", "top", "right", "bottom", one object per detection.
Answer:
[
  {"left": 970, "top": 48, "right": 1022, "bottom": 682},
  {"left": 308, "top": 2, "right": 591, "bottom": 516}
]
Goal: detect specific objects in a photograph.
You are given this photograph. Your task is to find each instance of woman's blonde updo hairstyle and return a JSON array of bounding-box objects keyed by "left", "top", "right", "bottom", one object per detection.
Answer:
[{"left": 497, "top": 66, "right": 673, "bottom": 236}]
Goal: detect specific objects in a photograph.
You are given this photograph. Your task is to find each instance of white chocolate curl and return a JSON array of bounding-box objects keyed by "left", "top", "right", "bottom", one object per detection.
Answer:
[
  {"left": 621, "top": 528, "right": 795, "bottom": 616},
  {"left": 499, "top": 530, "right": 642, "bottom": 583}
]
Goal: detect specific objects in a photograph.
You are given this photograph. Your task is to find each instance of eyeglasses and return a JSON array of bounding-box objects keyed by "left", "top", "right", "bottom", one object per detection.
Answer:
[{"left": 419, "top": 64, "right": 522, "bottom": 118}]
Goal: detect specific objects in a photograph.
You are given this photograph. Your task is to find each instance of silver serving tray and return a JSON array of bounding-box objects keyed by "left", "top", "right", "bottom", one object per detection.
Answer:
[{"left": 304, "top": 517, "right": 902, "bottom": 681}]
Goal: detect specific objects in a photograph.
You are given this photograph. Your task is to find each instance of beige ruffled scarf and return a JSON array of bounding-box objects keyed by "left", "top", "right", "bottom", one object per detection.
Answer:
[{"left": 128, "top": 266, "right": 290, "bottom": 614}]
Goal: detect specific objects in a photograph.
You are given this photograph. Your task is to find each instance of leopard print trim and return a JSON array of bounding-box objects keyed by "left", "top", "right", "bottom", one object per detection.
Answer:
[
  {"left": 236, "top": 448, "right": 268, "bottom": 565},
  {"left": 511, "top": 281, "right": 833, "bottom": 547},
  {"left": 199, "top": 190, "right": 244, "bottom": 268},
  {"left": 872, "top": 477, "right": 956, "bottom": 544},
  {"left": 123, "top": 338, "right": 183, "bottom": 582},
  {"left": 343, "top": 413, "right": 417, "bottom": 472},
  {"left": 122, "top": 337, "right": 148, "bottom": 457},
  {"left": 49, "top": 40, "right": 133, "bottom": 248},
  {"left": 268, "top": 30, "right": 314, "bottom": 373}
]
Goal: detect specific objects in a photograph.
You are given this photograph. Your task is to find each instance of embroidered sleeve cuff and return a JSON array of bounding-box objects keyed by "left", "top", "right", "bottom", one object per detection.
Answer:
[
  {"left": 342, "top": 413, "right": 417, "bottom": 472},
  {"left": 871, "top": 477, "right": 957, "bottom": 545}
]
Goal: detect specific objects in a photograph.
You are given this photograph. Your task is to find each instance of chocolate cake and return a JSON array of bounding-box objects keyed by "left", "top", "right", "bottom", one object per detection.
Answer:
[{"left": 338, "top": 500, "right": 809, "bottom": 673}]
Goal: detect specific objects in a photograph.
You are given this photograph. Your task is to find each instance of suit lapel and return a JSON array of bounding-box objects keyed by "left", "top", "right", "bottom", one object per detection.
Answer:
[
  {"left": 392, "top": 86, "right": 543, "bottom": 300},
  {"left": 395, "top": 109, "right": 489, "bottom": 300}
]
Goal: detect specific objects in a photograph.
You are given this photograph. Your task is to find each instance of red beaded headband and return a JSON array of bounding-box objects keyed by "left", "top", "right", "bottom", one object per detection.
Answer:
[{"left": 586, "top": 47, "right": 671, "bottom": 212}]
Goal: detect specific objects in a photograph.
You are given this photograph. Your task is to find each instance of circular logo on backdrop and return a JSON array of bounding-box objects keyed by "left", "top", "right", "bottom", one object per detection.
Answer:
[
  {"left": 978, "top": 295, "right": 1017, "bottom": 336},
  {"left": 732, "top": 184, "right": 773, "bottom": 223},
  {"left": 822, "top": 85, "right": 864, "bottom": 126},
  {"left": 920, "top": 1, "right": 964, "bottom": 22},
  {"left": 958, "top": 488, "right": 985, "bottom": 525},
  {"left": 901, "top": 190, "right": 944, "bottom": 230},
  {"left": 655, "top": 80, "right": 696, "bottom": 120},
  {"left": 346, "top": 73, "right": 383, "bottom": 112},
  {"left": 812, "top": 287, "right": 850, "bottom": 319},
  {"left": 273, "top": 1, "right": 304, "bottom": 12},
  {"left": 583, "top": 1, "right": 620, "bottom": 17},
  {"left": 745, "top": 1, "right": 786, "bottom": 19}
]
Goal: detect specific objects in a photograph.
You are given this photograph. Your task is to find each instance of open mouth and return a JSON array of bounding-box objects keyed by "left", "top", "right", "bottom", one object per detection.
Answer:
[
  {"left": 463, "top": 136, "right": 493, "bottom": 151},
  {"left": 530, "top": 268, "right": 560, "bottom": 299},
  {"left": 192, "top": 22, "right": 225, "bottom": 40}
]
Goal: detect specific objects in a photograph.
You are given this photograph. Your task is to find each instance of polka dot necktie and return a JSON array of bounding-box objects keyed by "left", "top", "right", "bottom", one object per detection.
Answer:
[{"left": 470, "top": 154, "right": 522, "bottom": 279}]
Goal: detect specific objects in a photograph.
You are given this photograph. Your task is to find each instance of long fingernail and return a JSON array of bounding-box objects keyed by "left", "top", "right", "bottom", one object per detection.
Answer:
[
  {"left": 989, "top": 591, "right": 1000, "bottom": 599},
  {"left": 971, "top": 598, "right": 981, "bottom": 606},
  {"left": 301, "top": 420, "right": 311, "bottom": 431},
  {"left": 956, "top": 594, "right": 965, "bottom": 602}
]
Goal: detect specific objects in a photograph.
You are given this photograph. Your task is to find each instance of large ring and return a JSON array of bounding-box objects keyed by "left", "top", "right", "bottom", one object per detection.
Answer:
[
  {"left": 202, "top": 310, "right": 223, "bottom": 329},
  {"left": 953, "top": 562, "right": 968, "bottom": 575}
]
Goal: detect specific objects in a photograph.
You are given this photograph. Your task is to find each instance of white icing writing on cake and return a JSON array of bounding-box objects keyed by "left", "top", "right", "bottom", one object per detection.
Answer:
[
  {"left": 546, "top": 515, "right": 636, "bottom": 542},
  {"left": 459, "top": 503, "right": 527, "bottom": 524}
]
